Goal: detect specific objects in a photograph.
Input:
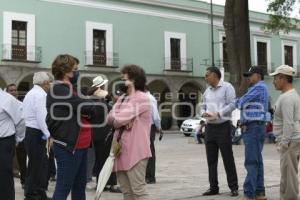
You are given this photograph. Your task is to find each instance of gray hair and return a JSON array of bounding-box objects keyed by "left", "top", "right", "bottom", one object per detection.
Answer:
[{"left": 33, "top": 72, "right": 52, "bottom": 85}]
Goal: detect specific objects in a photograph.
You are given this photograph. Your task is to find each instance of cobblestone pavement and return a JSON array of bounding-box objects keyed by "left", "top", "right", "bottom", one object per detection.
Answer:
[{"left": 15, "top": 132, "right": 299, "bottom": 200}]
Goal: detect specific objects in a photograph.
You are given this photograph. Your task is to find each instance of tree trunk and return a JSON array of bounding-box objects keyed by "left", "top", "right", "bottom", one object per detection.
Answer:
[{"left": 223, "top": 0, "right": 251, "bottom": 96}]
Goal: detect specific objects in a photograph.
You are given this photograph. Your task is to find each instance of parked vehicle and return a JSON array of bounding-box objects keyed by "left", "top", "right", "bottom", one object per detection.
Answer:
[
  {"left": 180, "top": 116, "right": 206, "bottom": 137},
  {"left": 180, "top": 109, "right": 240, "bottom": 137}
]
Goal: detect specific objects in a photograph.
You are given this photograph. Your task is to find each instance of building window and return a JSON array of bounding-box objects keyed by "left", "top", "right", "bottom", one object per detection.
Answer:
[
  {"left": 85, "top": 21, "right": 113, "bottom": 66},
  {"left": 164, "top": 32, "right": 187, "bottom": 70},
  {"left": 170, "top": 38, "right": 181, "bottom": 70},
  {"left": 3, "top": 12, "right": 36, "bottom": 61},
  {"left": 254, "top": 37, "right": 271, "bottom": 73},
  {"left": 12, "top": 21, "right": 27, "bottom": 60},
  {"left": 257, "top": 42, "right": 267, "bottom": 68},
  {"left": 93, "top": 29, "right": 106, "bottom": 65},
  {"left": 284, "top": 45, "right": 293, "bottom": 67}
]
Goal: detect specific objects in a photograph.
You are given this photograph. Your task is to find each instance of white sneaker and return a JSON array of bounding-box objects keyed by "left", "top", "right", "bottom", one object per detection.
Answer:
[{"left": 86, "top": 181, "right": 96, "bottom": 190}]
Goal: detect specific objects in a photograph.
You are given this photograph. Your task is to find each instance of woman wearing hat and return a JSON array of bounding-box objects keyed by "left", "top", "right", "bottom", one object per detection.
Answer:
[{"left": 87, "top": 76, "right": 121, "bottom": 192}]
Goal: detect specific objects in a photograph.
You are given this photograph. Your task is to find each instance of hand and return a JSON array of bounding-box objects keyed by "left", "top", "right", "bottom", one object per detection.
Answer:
[
  {"left": 276, "top": 141, "right": 289, "bottom": 153},
  {"left": 156, "top": 128, "right": 162, "bottom": 133},
  {"left": 93, "top": 88, "right": 108, "bottom": 98},
  {"left": 202, "top": 112, "right": 219, "bottom": 120},
  {"left": 126, "top": 120, "right": 134, "bottom": 130},
  {"left": 48, "top": 137, "right": 54, "bottom": 149},
  {"left": 42, "top": 134, "right": 49, "bottom": 141}
]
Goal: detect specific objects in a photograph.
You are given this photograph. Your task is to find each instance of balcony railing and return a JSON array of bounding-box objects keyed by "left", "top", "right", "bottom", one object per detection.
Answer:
[
  {"left": 85, "top": 51, "right": 119, "bottom": 67},
  {"left": 2, "top": 44, "right": 42, "bottom": 63},
  {"left": 164, "top": 57, "right": 193, "bottom": 72}
]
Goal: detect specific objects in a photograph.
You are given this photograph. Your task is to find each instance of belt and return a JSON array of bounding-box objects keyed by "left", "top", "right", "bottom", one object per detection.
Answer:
[
  {"left": 26, "top": 127, "right": 43, "bottom": 134},
  {"left": 0, "top": 134, "right": 14, "bottom": 141},
  {"left": 207, "top": 120, "right": 230, "bottom": 127},
  {"left": 243, "top": 121, "right": 265, "bottom": 126}
]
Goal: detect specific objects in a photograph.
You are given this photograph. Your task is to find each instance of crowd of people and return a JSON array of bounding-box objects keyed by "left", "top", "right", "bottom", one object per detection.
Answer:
[
  {"left": 0, "top": 53, "right": 300, "bottom": 200},
  {"left": 0, "top": 54, "right": 161, "bottom": 200}
]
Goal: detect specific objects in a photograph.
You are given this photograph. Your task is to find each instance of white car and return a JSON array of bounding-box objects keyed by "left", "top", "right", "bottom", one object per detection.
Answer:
[
  {"left": 180, "top": 117, "right": 206, "bottom": 137},
  {"left": 180, "top": 109, "right": 240, "bottom": 137}
]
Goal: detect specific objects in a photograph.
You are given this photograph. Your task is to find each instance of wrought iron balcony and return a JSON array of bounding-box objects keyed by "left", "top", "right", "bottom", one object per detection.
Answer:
[
  {"left": 164, "top": 57, "right": 193, "bottom": 72},
  {"left": 1, "top": 44, "right": 42, "bottom": 63},
  {"left": 85, "top": 51, "right": 119, "bottom": 67}
]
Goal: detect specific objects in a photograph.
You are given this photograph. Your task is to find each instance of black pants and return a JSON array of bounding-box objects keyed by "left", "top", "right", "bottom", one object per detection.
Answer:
[
  {"left": 24, "top": 127, "right": 49, "bottom": 200},
  {"left": 48, "top": 148, "right": 56, "bottom": 178},
  {"left": 0, "top": 135, "right": 15, "bottom": 200},
  {"left": 146, "top": 125, "right": 156, "bottom": 181},
  {"left": 205, "top": 121, "right": 238, "bottom": 191},
  {"left": 16, "top": 141, "right": 27, "bottom": 185},
  {"left": 94, "top": 134, "right": 117, "bottom": 186}
]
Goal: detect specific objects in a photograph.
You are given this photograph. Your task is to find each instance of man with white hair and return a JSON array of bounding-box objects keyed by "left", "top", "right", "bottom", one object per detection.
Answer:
[{"left": 23, "top": 71, "right": 53, "bottom": 200}]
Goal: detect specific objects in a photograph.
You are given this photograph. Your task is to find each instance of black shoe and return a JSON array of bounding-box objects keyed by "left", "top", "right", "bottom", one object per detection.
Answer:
[
  {"left": 202, "top": 189, "right": 219, "bottom": 196},
  {"left": 146, "top": 179, "right": 156, "bottom": 184},
  {"left": 231, "top": 189, "right": 239, "bottom": 197}
]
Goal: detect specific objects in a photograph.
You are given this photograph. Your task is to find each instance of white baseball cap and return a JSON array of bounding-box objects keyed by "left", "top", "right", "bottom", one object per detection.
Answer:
[
  {"left": 269, "top": 65, "right": 296, "bottom": 77},
  {"left": 91, "top": 76, "right": 108, "bottom": 87}
]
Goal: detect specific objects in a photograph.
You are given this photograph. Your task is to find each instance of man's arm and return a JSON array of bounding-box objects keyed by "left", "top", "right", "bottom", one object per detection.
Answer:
[
  {"left": 236, "top": 86, "right": 263, "bottom": 109},
  {"left": 35, "top": 95, "right": 50, "bottom": 140},
  {"left": 4, "top": 97, "right": 25, "bottom": 142},
  {"left": 219, "top": 83, "right": 236, "bottom": 117},
  {"left": 151, "top": 97, "right": 161, "bottom": 131}
]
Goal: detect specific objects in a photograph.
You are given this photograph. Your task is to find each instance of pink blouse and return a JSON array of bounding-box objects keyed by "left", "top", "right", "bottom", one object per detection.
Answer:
[{"left": 107, "top": 91, "right": 152, "bottom": 171}]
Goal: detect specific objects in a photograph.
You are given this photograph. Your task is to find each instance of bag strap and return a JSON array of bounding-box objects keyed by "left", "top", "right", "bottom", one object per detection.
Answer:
[{"left": 115, "top": 95, "right": 127, "bottom": 142}]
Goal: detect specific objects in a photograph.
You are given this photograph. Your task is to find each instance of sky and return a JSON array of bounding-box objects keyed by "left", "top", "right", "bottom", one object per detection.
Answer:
[{"left": 198, "top": 0, "right": 300, "bottom": 18}]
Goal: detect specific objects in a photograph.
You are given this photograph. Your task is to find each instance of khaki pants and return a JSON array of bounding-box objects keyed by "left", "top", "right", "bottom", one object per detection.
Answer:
[
  {"left": 117, "top": 159, "right": 149, "bottom": 200},
  {"left": 279, "top": 140, "right": 300, "bottom": 200}
]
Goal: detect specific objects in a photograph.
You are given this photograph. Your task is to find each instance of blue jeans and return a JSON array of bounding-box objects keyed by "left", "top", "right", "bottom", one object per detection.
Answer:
[
  {"left": 242, "top": 123, "right": 266, "bottom": 198},
  {"left": 53, "top": 144, "right": 88, "bottom": 200}
]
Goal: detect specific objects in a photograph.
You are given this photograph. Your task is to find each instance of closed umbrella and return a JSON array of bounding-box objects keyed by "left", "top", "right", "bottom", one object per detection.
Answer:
[{"left": 95, "top": 150, "right": 115, "bottom": 200}]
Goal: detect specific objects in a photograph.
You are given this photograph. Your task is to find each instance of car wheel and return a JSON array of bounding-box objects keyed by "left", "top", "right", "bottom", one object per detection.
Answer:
[{"left": 183, "top": 133, "right": 191, "bottom": 137}]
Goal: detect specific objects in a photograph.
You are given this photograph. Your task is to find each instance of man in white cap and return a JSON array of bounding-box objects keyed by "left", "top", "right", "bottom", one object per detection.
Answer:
[{"left": 270, "top": 65, "right": 300, "bottom": 200}]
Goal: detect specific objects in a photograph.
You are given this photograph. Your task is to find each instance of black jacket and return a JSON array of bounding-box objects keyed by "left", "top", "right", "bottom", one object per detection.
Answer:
[
  {"left": 46, "top": 82, "right": 96, "bottom": 152},
  {"left": 90, "top": 97, "right": 112, "bottom": 142}
]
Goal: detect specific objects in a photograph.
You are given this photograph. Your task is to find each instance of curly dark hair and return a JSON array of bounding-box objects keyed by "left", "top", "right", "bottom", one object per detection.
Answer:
[
  {"left": 51, "top": 54, "right": 78, "bottom": 80},
  {"left": 121, "top": 64, "right": 147, "bottom": 92}
]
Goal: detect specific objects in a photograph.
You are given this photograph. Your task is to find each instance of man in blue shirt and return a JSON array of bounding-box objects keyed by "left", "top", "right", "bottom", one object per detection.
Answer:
[{"left": 236, "top": 66, "right": 268, "bottom": 200}]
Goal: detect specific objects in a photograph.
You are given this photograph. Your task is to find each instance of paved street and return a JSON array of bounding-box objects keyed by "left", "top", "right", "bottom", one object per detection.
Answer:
[{"left": 15, "top": 132, "right": 297, "bottom": 200}]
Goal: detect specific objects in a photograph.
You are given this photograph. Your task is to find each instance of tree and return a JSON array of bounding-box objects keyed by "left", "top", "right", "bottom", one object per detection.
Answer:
[
  {"left": 223, "top": 0, "right": 298, "bottom": 96},
  {"left": 264, "top": 0, "right": 299, "bottom": 33},
  {"left": 223, "top": 0, "right": 251, "bottom": 96}
]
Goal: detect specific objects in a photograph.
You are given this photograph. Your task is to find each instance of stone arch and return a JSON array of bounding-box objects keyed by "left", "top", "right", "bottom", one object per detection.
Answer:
[
  {"left": 176, "top": 81, "right": 203, "bottom": 127},
  {"left": 148, "top": 79, "right": 172, "bottom": 130},
  {"left": 0, "top": 75, "right": 7, "bottom": 89},
  {"left": 17, "top": 73, "right": 34, "bottom": 101}
]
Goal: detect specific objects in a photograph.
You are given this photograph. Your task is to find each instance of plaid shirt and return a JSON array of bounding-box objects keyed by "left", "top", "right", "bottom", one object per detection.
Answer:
[{"left": 236, "top": 81, "right": 269, "bottom": 124}]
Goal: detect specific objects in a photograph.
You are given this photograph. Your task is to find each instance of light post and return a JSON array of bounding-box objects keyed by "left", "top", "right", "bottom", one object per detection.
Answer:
[{"left": 210, "top": 0, "right": 215, "bottom": 67}]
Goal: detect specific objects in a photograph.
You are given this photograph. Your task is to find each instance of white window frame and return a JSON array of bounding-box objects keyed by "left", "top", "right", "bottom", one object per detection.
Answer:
[
  {"left": 253, "top": 36, "right": 271, "bottom": 73},
  {"left": 281, "top": 40, "right": 297, "bottom": 69},
  {"left": 3, "top": 11, "right": 35, "bottom": 61},
  {"left": 85, "top": 21, "right": 113, "bottom": 66},
  {"left": 164, "top": 31, "right": 187, "bottom": 70}
]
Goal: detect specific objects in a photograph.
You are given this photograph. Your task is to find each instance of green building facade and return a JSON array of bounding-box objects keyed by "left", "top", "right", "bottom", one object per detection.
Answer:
[{"left": 1, "top": 0, "right": 299, "bottom": 129}]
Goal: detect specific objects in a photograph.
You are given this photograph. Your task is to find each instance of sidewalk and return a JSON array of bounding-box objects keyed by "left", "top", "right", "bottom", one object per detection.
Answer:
[{"left": 15, "top": 133, "right": 291, "bottom": 200}]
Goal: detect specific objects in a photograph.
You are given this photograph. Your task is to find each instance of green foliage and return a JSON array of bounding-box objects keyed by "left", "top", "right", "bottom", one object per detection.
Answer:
[{"left": 263, "top": 0, "right": 299, "bottom": 34}]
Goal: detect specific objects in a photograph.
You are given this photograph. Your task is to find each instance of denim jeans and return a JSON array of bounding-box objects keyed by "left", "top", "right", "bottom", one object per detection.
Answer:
[
  {"left": 242, "top": 123, "right": 266, "bottom": 198},
  {"left": 52, "top": 144, "right": 88, "bottom": 200}
]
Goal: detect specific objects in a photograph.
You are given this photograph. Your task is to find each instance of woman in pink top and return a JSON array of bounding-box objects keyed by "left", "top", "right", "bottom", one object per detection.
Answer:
[{"left": 108, "top": 65, "right": 151, "bottom": 200}]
